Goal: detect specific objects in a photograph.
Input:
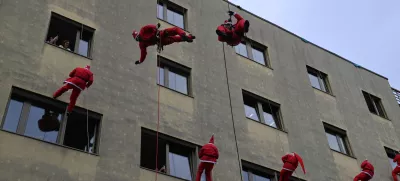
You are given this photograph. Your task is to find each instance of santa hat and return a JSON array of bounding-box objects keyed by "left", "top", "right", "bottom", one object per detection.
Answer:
[
  {"left": 132, "top": 30, "right": 139, "bottom": 40},
  {"left": 85, "top": 65, "right": 91, "bottom": 70},
  {"left": 294, "top": 152, "right": 306, "bottom": 174},
  {"left": 209, "top": 135, "right": 215, "bottom": 144}
]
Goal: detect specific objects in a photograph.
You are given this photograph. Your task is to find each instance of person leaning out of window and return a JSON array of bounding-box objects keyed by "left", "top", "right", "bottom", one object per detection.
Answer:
[{"left": 59, "top": 40, "right": 71, "bottom": 51}]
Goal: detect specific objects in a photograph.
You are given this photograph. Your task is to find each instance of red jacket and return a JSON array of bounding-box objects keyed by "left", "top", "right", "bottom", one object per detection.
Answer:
[
  {"left": 360, "top": 160, "right": 374, "bottom": 177},
  {"left": 394, "top": 154, "right": 400, "bottom": 167},
  {"left": 282, "top": 153, "right": 298, "bottom": 171},
  {"left": 137, "top": 25, "right": 159, "bottom": 63},
  {"left": 199, "top": 143, "right": 219, "bottom": 163},
  {"left": 224, "top": 13, "right": 244, "bottom": 46},
  {"left": 64, "top": 67, "right": 93, "bottom": 90}
]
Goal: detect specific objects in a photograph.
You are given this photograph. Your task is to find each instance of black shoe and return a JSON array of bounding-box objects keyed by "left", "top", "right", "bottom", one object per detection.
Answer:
[
  {"left": 216, "top": 30, "right": 227, "bottom": 37},
  {"left": 181, "top": 34, "right": 193, "bottom": 42},
  {"left": 190, "top": 35, "right": 196, "bottom": 40},
  {"left": 244, "top": 20, "right": 250, "bottom": 33}
]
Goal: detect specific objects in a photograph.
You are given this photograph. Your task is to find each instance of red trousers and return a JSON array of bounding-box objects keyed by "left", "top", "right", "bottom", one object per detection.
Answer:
[
  {"left": 53, "top": 83, "right": 81, "bottom": 112},
  {"left": 161, "top": 36, "right": 184, "bottom": 46},
  {"left": 353, "top": 172, "right": 371, "bottom": 181},
  {"left": 160, "top": 27, "right": 186, "bottom": 37},
  {"left": 279, "top": 169, "right": 293, "bottom": 181},
  {"left": 393, "top": 167, "right": 400, "bottom": 181},
  {"left": 195, "top": 162, "right": 214, "bottom": 181}
]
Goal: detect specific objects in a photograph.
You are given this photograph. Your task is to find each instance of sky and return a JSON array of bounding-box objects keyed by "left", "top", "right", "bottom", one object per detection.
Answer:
[{"left": 229, "top": 0, "right": 400, "bottom": 89}]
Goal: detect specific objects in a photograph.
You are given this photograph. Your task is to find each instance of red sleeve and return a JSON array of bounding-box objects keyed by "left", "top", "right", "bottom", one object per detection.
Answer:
[
  {"left": 87, "top": 73, "right": 94, "bottom": 88},
  {"left": 394, "top": 154, "right": 400, "bottom": 163},
  {"left": 69, "top": 68, "right": 76, "bottom": 77},
  {"left": 139, "top": 43, "right": 147, "bottom": 63},
  {"left": 282, "top": 155, "right": 288, "bottom": 162},
  {"left": 234, "top": 13, "right": 243, "bottom": 21},
  {"left": 199, "top": 147, "right": 204, "bottom": 158}
]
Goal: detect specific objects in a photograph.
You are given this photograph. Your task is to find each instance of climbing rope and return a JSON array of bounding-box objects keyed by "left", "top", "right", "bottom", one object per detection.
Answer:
[
  {"left": 221, "top": 42, "right": 243, "bottom": 181},
  {"left": 155, "top": 0, "right": 163, "bottom": 180}
]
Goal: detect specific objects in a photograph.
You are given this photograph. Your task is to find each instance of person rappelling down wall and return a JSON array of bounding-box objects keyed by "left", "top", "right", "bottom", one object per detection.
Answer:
[
  {"left": 353, "top": 159, "right": 374, "bottom": 181},
  {"left": 132, "top": 24, "right": 196, "bottom": 65},
  {"left": 53, "top": 65, "right": 94, "bottom": 115},
  {"left": 195, "top": 135, "right": 219, "bottom": 181},
  {"left": 279, "top": 152, "right": 306, "bottom": 181},
  {"left": 392, "top": 152, "right": 400, "bottom": 181},
  {"left": 216, "top": 10, "right": 250, "bottom": 46}
]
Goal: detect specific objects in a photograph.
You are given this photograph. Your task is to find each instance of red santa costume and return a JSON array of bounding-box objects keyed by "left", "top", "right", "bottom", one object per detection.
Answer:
[
  {"left": 393, "top": 153, "right": 400, "bottom": 181},
  {"left": 279, "top": 152, "right": 306, "bottom": 181},
  {"left": 132, "top": 25, "right": 195, "bottom": 64},
  {"left": 53, "top": 65, "right": 94, "bottom": 113},
  {"left": 353, "top": 160, "right": 374, "bottom": 181},
  {"left": 195, "top": 135, "right": 219, "bottom": 181},
  {"left": 216, "top": 11, "right": 250, "bottom": 46}
]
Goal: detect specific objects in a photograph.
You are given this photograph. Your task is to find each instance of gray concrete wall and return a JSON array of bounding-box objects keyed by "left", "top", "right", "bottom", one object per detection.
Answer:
[{"left": 0, "top": 0, "right": 399, "bottom": 181}]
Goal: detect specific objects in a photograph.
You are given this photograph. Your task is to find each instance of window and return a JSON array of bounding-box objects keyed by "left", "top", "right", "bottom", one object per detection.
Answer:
[
  {"left": 242, "top": 91, "right": 283, "bottom": 130},
  {"left": 323, "top": 123, "right": 352, "bottom": 156},
  {"left": 242, "top": 160, "right": 306, "bottom": 181},
  {"left": 306, "top": 66, "right": 331, "bottom": 94},
  {"left": 140, "top": 128, "right": 197, "bottom": 180},
  {"left": 235, "top": 39, "right": 269, "bottom": 67},
  {"left": 1, "top": 87, "right": 102, "bottom": 154},
  {"left": 157, "top": 1, "right": 186, "bottom": 29},
  {"left": 385, "top": 147, "right": 398, "bottom": 169},
  {"left": 362, "top": 91, "right": 387, "bottom": 118},
  {"left": 46, "top": 12, "right": 95, "bottom": 58},
  {"left": 157, "top": 56, "right": 191, "bottom": 95},
  {"left": 392, "top": 88, "right": 400, "bottom": 106}
]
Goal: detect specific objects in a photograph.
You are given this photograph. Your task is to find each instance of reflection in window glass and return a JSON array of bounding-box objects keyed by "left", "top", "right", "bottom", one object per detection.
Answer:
[
  {"left": 337, "top": 136, "right": 347, "bottom": 154},
  {"left": 308, "top": 72, "right": 321, "bottom": 90},
  {"left": 252, "top": 48, "right": 266, "bottom": 65},
  {"left": 389, "top": 158, "right": 397, "bottom": 169},
  {"left": 169, "top": 152, "right": 192, "bottom": 180},
  {"left": 235, "top": 43, "right": 248, "bottom": 57},
  {"left": 158, "top": 67, "right": 165, "bottom": 86},
  {"left": 242, "top": 170, "right": 249, "bottom": 181},
  {"left": 244, "top": 104, "right": 259, "bottom": 121},
  {"left": 78, "top": 40, "right": 89, "bottom": 57},
  {"left": 254, "top": 174, "right": 270, "bottom": 181},
  {"left": 167, "top": 9, "right": 184, "bottom": 29},
  {"left": 326, "top": 132, "right": 340, "bottom": 152},
  {"left": 3, "top": 99, "right": 23, "bottom": 132},
  {"left": 263, "top": 111, "right": 277, "bottom": 128},
  {"left": 168, "top": 71, "right": 188, "bottom": 94},
  {"left": 24, "top": 106, "right": 60, "bottom": 143},
  {"left": 157, "top": 4, "right": 164, "bottom": 19}
]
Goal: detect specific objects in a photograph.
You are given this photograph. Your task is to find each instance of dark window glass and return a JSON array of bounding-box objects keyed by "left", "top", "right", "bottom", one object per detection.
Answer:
[
  {"left": 262, "top": 104, "right": 279, "bottom": 128},
  {"left": 3, "top": 99, "right": 23, "bottom": 132},
  {"left": 235, "top": 43, "right": 248, "bottom": 57},
  {"left": 251, "top": 47, "right": 266, "bottom": 65},
  {"left": 374, "top": 98, "right": 386, "bottom": 117},
  {"left": 167, "top": 8, "right": 184, "bottom": 29},
  {"left": 243, "top": 97, "right": 260, "bottom": 121},
  {"left": 363, "top": 92, "right": 377, "bottom": 114},
  {"left": 308, "top": 72, "right": 321, "bottom": 90},
  {"left": 24, "top": 105, "right": 61, "bottom": 143}
]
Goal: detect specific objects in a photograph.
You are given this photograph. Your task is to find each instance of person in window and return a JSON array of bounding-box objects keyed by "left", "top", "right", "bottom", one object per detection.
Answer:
[
  {"left": 59, "top": 40, "right": 71, "bottom": 51},
  {"left": 279, "top": 152, "right": 306, "bottom": 181},
  {"left": 195, "top": 135, "right": 219, "bottom": 181},
  {"left": 216, "top": 10, "right": 250, "bottom": 46},
  {"left": 392, "top": 152, "right": 400, "bottom": 181},
  {"left": 132, "top": 24, "right": 196, "bottom": 65},
  {"left": 53, "top": 65, "right": 93, "bottom": 115},
  {"left": 46, "top": 35, "right": 58, "bottom": 45},
  {"left": 353, "top": 159, "right": 374, "bottom": 181}
]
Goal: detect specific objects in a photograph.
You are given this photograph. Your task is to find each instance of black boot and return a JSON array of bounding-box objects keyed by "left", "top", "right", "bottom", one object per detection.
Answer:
[
  {"left": 244, "top": 20, "right": 250, "bottom": 33},
  {"left": 216, "top": 30, "right": 228, "bottom": 37},
  {"left": 181, "top": 34, "right": 193, "bottom": 42}
]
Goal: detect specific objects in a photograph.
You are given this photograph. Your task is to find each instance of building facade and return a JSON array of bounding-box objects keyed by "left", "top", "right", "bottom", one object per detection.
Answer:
[{"left": 0, "top": 0, "right": 399, "bottom": 181}]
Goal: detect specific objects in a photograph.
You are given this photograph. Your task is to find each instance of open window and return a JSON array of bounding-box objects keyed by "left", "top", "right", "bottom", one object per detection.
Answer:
[
  {"left": 140, "top": 128, "right": 197, "bottom": 180},
  {"left": 362, "top": 91, "right": 387, "bottom": 118},
  {"left": 323, "top": 123, "right": 352, "bottom": 156},
  {"left": 157, "top": 56, "right": 191, "bottom": 96},
  {"left": 242, "top": 90, "right": 284, "bottom": 131},
  {"left": 157, "top": 0, "right": 186, "bottom": 29},
  {"left": 46, "top": 12, "right": 95, "bottom": 58},
  {"left": 1, "top": 87, "right": 102, "bottom": 154}
]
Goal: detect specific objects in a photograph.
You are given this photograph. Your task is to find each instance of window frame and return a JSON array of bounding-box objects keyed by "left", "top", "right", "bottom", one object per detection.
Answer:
[
  {"left": 157, "top": 0, "right": 187, "bottom": 30},
  {"left": 306, "top": 66, "right": 332, "bottom": 94},
  {"left": 242, "top": 90, "right": 285, "bottom": 131},
  {"left": 235, "top": 38, "right": 271, "bottom": 68},
  {"left": 242, "top": 160, "right": 306, "bottom": 181},
  {"left": 45, "top": 12, "right": 96, "bottom": 59},
  {"left": 140, "top": 128, "right": 199, "bottom": 180},
  {"left": 157, "top": 56, "right": 192, "bottom": 96},
  {"left": 1, "top": 87, "right": 102, "bottom": 155},
  {"left": 323, "top": 123, "right": 353, "bottom": 156},
  {"left": 362, "top": 91, "right": 388, "bottom": 119}
]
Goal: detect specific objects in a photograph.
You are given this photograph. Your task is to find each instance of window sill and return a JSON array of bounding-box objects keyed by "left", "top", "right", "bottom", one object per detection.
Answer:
[
  {"left": 140, "top": 166, "right": 191, "bottom": 181},
  {"left": 236, "top": 53, "right": 273, "bottom": 70},
  {"left": 330, "top": 149, "right": 356, "bottom": 159},
  {"left": 157, "top": 84, "right": 194, "bottom": 98},
  {"left": 1, "top": 129, "right": 99, "bottom": 156},
  {"left": 370, "top": 112, "right": 390, "bottom": 121},
  {"left": 157, "top": 18, "right": 189, "bottom": 32},
  {"left": 44, "top": 42, "right": 93, "bottom": 60},
  {"left": 245, "top": 117, "right": 287, "bottom": 133},
  {"left": 312, "top": 87, "right": 335, "bottom": 97}
]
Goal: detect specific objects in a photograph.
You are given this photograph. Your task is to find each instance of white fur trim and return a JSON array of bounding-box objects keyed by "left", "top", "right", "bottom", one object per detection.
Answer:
[
  {"left": 64, "top": 81, "right": 83, "bottom": 91},
  {"left": 361, "top": 171, "right": 372, "bottom": 178},
  {"left": 283, "top": 168, "right": 294, "bottom": 172},
  {"left": 200, "top": 160, "right": 216, "bottom": 164}
]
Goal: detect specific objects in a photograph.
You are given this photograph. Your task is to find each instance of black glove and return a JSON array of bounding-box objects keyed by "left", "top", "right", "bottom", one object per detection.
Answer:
[
  {"left": 228, "top": 11, "right": 234, "bottom": 16},
  {"left": 135, "top": 60, "right": 141, "bottom": 65},
  {"left": 157, "top": 23, "right": 161, "bottom": 29}
]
